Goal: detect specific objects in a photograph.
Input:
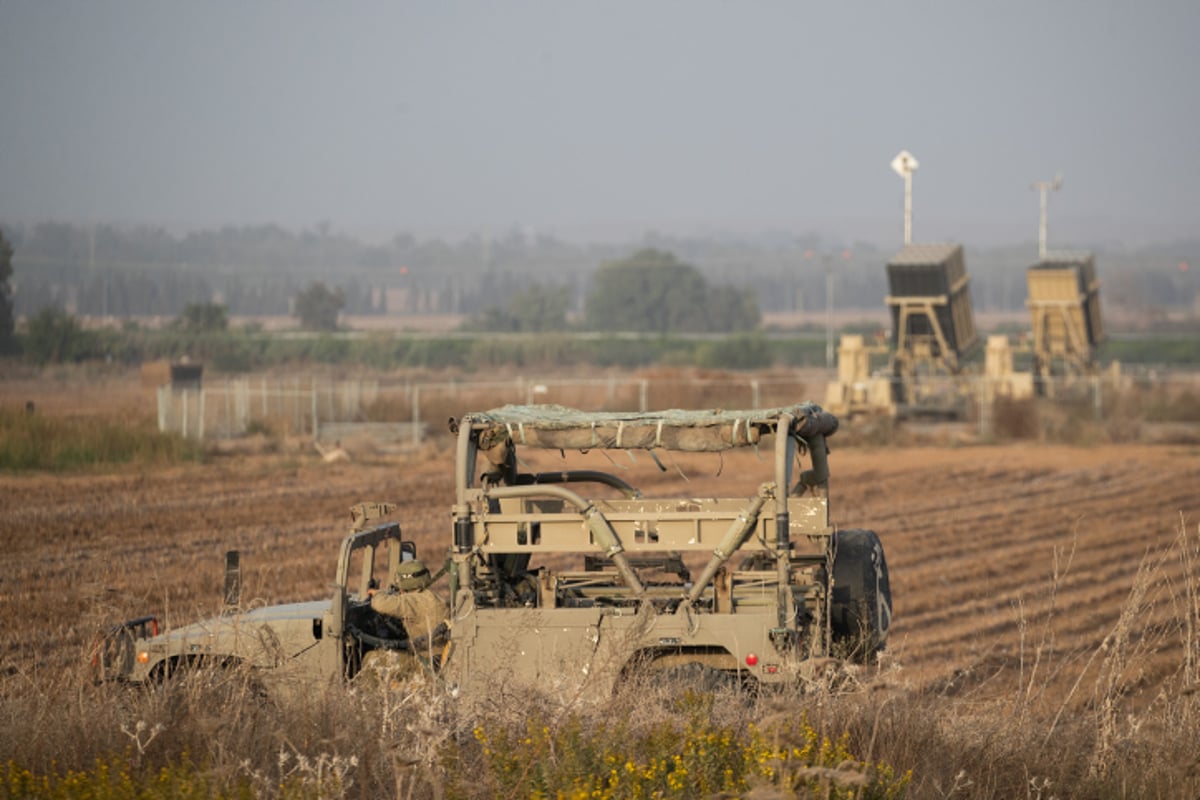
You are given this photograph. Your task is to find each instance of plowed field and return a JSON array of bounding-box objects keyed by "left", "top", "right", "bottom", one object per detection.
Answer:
[{"left": 2, "top": 431, "right": 1197, "bottom": 701}]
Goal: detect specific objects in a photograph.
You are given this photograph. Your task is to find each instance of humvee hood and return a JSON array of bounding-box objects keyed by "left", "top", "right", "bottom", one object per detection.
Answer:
[{"left": 153, "top": 599, "right": 330, "bottom": 642}]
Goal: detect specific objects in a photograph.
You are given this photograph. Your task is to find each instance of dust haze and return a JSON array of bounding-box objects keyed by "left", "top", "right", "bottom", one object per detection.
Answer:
[{"left": 2, "top": 1, "right": 1198, "bottom": 248}]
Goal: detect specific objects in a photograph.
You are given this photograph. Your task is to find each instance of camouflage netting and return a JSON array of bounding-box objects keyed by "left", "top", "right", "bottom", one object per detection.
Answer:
[{"left": 466, "top": 403, "right": 837, "bottom": 452}]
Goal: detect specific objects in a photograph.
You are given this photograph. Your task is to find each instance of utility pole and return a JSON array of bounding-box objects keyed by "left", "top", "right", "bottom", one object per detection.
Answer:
[
  {"left": 1031, "top": 174, "right": 1062, "bottom": 260},
  {"left": 825, "top": 259, "right": 834, "bottom": 370},
  {"left": 824, "top": 250, "right": 852, "bottom": 371},
  {"left": 891, "top": 150, "right": 919, "bottom": 245}
]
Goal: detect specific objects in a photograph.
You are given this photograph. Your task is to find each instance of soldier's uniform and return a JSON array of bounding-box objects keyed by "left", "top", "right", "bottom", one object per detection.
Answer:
[
  {"left": 369, "top": 559, "right": 446, "bottom": 644},
  {"left": 361, "top": 559, "right": 447, "bottom": 684},
  {"left": 370, "top": 585, "right": 445, "bottom": 643}
]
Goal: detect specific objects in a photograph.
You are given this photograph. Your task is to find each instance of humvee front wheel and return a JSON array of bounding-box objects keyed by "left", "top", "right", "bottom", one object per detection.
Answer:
[{"left": 830, "top": 528, "right": 892, "bottom": 663}]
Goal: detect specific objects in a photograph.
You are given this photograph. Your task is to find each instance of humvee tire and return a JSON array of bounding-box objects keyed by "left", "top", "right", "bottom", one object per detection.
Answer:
[
  {"left": 629, "top": 661, "right": 742, "bottom": 698},
  {"left": 830, "top": 528, "right": 892, "bottom": 663}
]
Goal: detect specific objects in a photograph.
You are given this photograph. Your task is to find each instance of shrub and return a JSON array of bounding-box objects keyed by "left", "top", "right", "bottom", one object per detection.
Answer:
[
  {"left": 22, "top": 308, "right": 101, "bottom": 365},
  {"left": 990, "top": 396, "right": 1040, "bottom": 440},
  {"left": 694, "top": 334, "right": 773, "bottom": 370}
]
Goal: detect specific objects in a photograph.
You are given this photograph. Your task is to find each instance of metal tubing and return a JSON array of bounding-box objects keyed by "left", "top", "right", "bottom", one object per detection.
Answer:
[
  {"left": 515, "top": 470, "right": 641, "bottom": 499},
  {"left": 794, "top": 433, "right": 830, "bottom": 491},
  {"left": 773, "top": 415, "right": 795, "bottom": 550},
  {"left": 452, "top": 421, "right": 476, "bottom": 552},
  {"left": 484, "top": 485, "right": 645, "bottom": 595},
  {"left": 686, "top": 490, "right": 770, "bottom": 604}
]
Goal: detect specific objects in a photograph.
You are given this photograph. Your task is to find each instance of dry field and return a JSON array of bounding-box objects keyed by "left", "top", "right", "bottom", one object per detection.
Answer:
[
  {"left": 3, "top": 429, "right": 1198, "bottom": 694},
  {"left": 2, "top": 369, "right": 1200, "bottom": 797}
]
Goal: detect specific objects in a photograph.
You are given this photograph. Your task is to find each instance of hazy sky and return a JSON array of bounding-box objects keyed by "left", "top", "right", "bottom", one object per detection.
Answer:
[{"left": 1, "top": 1, "right": 1197, "bottom": 248}]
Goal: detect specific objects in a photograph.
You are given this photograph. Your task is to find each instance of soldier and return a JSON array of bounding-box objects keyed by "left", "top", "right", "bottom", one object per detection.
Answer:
[
  {"left": 360, "top": 558, "right": 448, "bottom": 685},
  {"left": 369, "top": 558, "right": 447, "bottom": 648}
]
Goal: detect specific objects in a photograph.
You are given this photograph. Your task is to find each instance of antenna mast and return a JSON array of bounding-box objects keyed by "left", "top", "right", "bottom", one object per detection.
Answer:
[
  {"left": 891, "top": 150, "right": 919, "bottom": 245},
  {"left": 1031, "top": 174, "right": 1062, "bottom": 260}
]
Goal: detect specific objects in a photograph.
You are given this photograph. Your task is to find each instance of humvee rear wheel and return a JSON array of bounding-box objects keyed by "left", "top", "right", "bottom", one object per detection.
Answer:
[
  {"left": 654, "top": 662, "right": 739, "bottom": 693},
  {"left": 830, "top": 528, "right": 892, "bottom": 663}
]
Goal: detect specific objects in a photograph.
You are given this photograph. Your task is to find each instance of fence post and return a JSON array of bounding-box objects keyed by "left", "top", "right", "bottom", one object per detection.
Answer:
[
  {"left": 412, "top": 385, "right": 422, "bottom": 447},
  {"left": 292, "top": 377, "right": 300, "bottom": 435},
  {"left": 639, "top": 379, "right": 649, "bottom": 412},
  {"left": 311, "top": 387, "right": 318, "bottom": 439},
  {"left": 236, "top": 379, "right": 248, "bottom": 435},
  {"left": 978, "top": 377, "right": 991, "bottom": 439},
  {"left": 751, "top": 379, "right": 761, "bottom": 409},
  {"left": 182, "top": 389, "right": 189, "bottom": 439},
  {"left": 157, "top": 385, "right": 167, "bottom": 433},
  {"left": 198, "top": 388, "right": 206, "bottom": 440}
]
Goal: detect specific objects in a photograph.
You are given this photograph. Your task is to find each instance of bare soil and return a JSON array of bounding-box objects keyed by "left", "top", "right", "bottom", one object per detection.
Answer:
[{"left": 2, "top": 375, "right": 1198, "bottom": 708}]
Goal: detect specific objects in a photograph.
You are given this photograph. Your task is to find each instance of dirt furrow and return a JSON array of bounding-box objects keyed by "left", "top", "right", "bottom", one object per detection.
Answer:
[{"left": 3, "top": 442, "right": 1197, "bottom": 691}]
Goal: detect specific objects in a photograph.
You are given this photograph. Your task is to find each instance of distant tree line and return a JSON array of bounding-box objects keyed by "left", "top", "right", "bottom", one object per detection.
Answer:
[
  {"left": 462, "top": 250, "right": 760, "bottom": 334},
  {"left": 3, "top": 226, "right": 1197, "bottom": 372},
  {"left": 2, "top": 220, "right": 1197, "bottom": 327},
  {"left": 582, "top": 249, "right": 759, "bottom": 333}
]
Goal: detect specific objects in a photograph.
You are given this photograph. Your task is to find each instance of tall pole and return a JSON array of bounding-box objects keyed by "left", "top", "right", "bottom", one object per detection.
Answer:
[
  {"left": 903, "top": 171, "right": 913, "bottom": 245},
  {"left": 1031, "top": 175, "right": 1062, "bottom": 260},
  {"left": 891, "top": 151, "right": 919, "bottom": 246},
  {"left": 825, "top": 259, "right": 834, "bottom": 370},
  {"left": 824, "top": 249, "right": 850, "bottom": 371},
  {"left": 1038, "top": 185, "right": 1048, "bottom": 259}
]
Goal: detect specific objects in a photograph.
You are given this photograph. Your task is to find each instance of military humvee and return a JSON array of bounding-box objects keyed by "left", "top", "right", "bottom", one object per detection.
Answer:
[
  {"left": 95, "top": 402, "right": 891, "bottom": 693},
  {"left": 92, "top": 507, "right": 423, "bottom": 687}
]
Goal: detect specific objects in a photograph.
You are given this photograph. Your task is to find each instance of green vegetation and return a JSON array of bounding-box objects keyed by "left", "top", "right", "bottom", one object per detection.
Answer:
[
  {"left": 585, "top": 249, "right": 760, "bottom": 333},
  {"left": 457, "top": 708, "right": 908, "bottom": 799},
  {"left": 1099, "top": 336, "right": 1200, "bottom": 365},
  {"left": 293, "top": 282, "right": 345, "bottom": 331},
  {"left": 463, "top": 284, "right": 571, "bottom": 333},
  {"left": 0, "top": 407, "right": 202, "bottom": 471},
  {"left": 175, "top": 301, "right": 229, "bottom": 333},
  {"left": 22, "top": 308, "right": 102, "bottom": 365},
  {"left": 14, "top": 315, "right": 829, "bottom": 371},
  {"left": 10, "top": 303, "right": 1200, "bottom": 374},
  {"left": 0, "top": 758, "right": 251, "bottom": 800}
]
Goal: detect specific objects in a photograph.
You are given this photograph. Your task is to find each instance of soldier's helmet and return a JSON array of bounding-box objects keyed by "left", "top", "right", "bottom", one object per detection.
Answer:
[{"left": 393, "top": 558, "right": 432, "bottom": 591}]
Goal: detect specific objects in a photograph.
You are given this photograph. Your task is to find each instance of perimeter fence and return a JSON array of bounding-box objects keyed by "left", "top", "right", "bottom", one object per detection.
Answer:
[
  {"left": 155, "top": 374, "right": 809, "bottom": 447},
  {"left": 155, "top": 368, "right": 1200, "bottom": 447}
]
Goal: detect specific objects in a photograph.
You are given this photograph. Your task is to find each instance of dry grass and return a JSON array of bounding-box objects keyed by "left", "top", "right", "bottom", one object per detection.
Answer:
[
  {"left": 2, "top": 518, "right": 1199, "bottom": 799},
  {"left": 2, "top": 499, "right": 1198, "bottom": 798},
  {"left": 3, "top": 367, "right": 1200, "bottom": 797}
]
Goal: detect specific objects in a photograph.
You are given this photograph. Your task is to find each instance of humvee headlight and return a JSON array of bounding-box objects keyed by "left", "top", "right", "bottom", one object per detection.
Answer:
[
  {"left": 137, "top": 651, "right": 150, "bottom": 665},
  {"left": 745, "top": 653, "right": 759, "bottom": 667}
]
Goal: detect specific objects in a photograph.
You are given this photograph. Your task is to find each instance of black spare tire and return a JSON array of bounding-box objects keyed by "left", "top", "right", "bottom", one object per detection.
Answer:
[{"left": 830, "top": 528, "right": 892, "bottom": 663}]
